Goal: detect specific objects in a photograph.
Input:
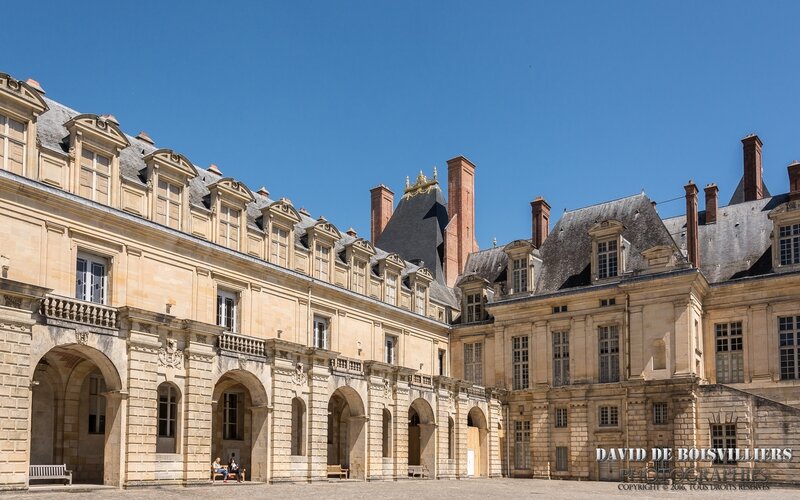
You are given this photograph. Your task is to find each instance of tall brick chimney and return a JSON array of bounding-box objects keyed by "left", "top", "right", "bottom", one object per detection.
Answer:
[
  {"left": 444, "top": 156, "right": 478, "bottom": 286},
  {"left": 742, "top": 134, "right": 764, "bottom": 202},
  {"left": 788, "top": 161, "right": 800, "bottom": 202},
  {"left": 370, "top": 185, "right": 394, "bottom": 243},
  {"left": 531, "top": 196, "right": 550, "bottom": 248},
  {"left": 684, "top": 181, "right": 700, "bottom": 268},
  {"left": 704, "top": 184, "right": 718, "bottom": 224}
]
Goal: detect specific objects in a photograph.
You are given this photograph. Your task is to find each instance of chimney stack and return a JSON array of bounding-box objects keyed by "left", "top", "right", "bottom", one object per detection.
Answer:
[
  {"left": 370, "top": 184, "right": 394, "bottom": 244},
  {"left": 530, "top": 196, "right": 550, "bottom": 248},
  {"left": 704, "top": 184, "right": 718, "bottom": 224},
  {"left": 684, "top": 181, "right": 700, "bottom": 268},
  {"left": 788, "top": 161, "right": 800, "bottom": 202},
  {"left": 742, "top": 134, "right": 764, "bottom": 202},
  {"left": 444, "top": 156, "right": 478, "bottom": 287}
]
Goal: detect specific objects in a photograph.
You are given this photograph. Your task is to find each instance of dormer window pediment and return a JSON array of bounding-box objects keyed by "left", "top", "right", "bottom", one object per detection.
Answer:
[
  {"left": 264, "top": 198, "right": 301, "bottom": 226},
  {"left": 307, "top": 217, "right": 341, "bottom": 243},
  {"left": 143, "top": 149, "right": 198, "bottom": 181},
  {"left": 0, "top": 73, "right": 48, "bottom": 116},
  {"left": 208, "top": 177, "right": 255, "bottom": 206},
  {"left": 66, "top": 114, "right": 130, "bottom": 152}
]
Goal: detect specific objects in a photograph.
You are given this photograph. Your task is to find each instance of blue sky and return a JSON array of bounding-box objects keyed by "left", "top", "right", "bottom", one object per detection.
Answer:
[{"left": 6, "top": 1, "right": 800, "bottom": 247}]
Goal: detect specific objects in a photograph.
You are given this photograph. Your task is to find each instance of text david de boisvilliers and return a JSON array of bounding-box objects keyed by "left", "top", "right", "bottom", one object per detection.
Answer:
[{"left": 596, "top": 448, "right": 793, "bottom": 462}]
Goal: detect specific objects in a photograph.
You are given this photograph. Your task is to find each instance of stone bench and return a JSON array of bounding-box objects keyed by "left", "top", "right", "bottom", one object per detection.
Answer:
[
  {"left": 211, "top": 465, "right": 246, "bottom": 482},
  {"left": 30, "top": 464, "right": 72, "bottom": 485}
]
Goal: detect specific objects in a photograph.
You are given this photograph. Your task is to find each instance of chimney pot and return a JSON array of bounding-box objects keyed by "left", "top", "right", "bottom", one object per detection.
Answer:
[
  {"left": 135, "top": 131, "right": 154, "bottom": 145},
  {"left": 704, "top": 183, "right": 719, "bottom": 224},
  {"left": 741, "top": 134, "right": 764, "bottom": 202},
  {"left": 25, "top": 78, "right": 45, "bottom": 94},
  {"left": 370, "top": 184, "right": 394, "bottom": 244},
  {"left": 530, "top": 196, "right": 551, "bottom": 248},
  {"left": 346, "top": 227, "right": 357, "bottom": 237},
  {"left": 257, "top": 186, "right": 269, "bottom": 197},
  {"left": 207, "top": 164, "right": 222, "bottom": 176},
  {"left": 788, "top": 160, "right": 800, "bottom": 202},
  {"left": 684, "top": 181, "right": 700, "bottom": 268}
]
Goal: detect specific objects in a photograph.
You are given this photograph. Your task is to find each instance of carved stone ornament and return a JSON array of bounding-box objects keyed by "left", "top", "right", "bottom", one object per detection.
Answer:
[
  {"left": 292, "top": 362, "right": 307, "bottom": 386},
  {"left": 158, "top": 338, "right": 183, "bottom": 369},
  {"left": 2, "top": 295, "right": 22, "bottom": 309},
  {"left": 383, "top": 379, "right": 391, "bottom": 398},
  {"left": 238, "top": 356, "right": 247, "bottom": 371},
  {"left": 75, "top": 327, "right": 90, "bottom": 345}
]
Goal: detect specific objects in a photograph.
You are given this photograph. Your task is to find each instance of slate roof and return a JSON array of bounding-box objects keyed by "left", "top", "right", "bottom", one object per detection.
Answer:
[
  {"left": 728, "top": 175, "right": 772, "bottom": 206},
  {"left": 663, "top": 195, "right": 786, "bottom": 283},
  {"left": 35, "top": 96, "right": 457, "bottom": 309}
]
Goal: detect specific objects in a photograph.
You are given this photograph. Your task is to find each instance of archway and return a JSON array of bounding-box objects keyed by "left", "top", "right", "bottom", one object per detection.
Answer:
[
  {"left": 408, "top": 398, "right": 435, "bottom": 477},
  {"left": 30, "top": 344, "right": 123, "bottom": 485},
  {"left": 327, "top": 387, "right": 366, "bottom": 479},
  {"left": 467, "top": 407, "right": 488, "bottom": 477},
  {"left": 211, "top": 370, "right": 269, "bottom": 482}
]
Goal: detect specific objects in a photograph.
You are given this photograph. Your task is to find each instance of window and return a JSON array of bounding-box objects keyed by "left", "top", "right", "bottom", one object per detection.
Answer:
[
  {"left": 555, "top": 407, "right": 568, "bottom": 428},
  {"left": 314, "top": 243, "right": 330, "bottom": 281},
  {"left": 654, "top": 453, "right": 671, "bottom": 474},
  {"left": 715, "top": 322, "right": 743, "bottom": 383},
  {"left": 779, "top": 224, "right": 800, "bottom": 266},
  {"left": 438, "top": 349, "right": 446, "bottom": 376},
  {"left": 385, "top": 335, "right": 397, "bottom": 364},
  {"left": 382, "top": 409, "right": 392, "bottom": 458},
  {"left": 88, "top": 374, "right": 106, "bottom": 434},
  {"left": 223, "top": 392, "right": 243, "bottom": 440},
  {"left": 447, "top": 417, "right": 455, "bottom": 459},
  {"left": 598, "top": 325, "right": 620, "bottom": 383},
  {"left": 270, "top": 226, "right": 289, "bottom": 267},
  {"left": 313, "top": 315, "right": 328, "bottom": 349},
  {"left": 464, "top": 342, "right": 483, "bottom": 385},
  {"left": 466, "top": 293, "right": 483, "bottom": 323},
  {"left": 553, "top": 331, "right": 570, "bottom": 386},
  {"left": 512, "top": 336, "right": 529, "bottom": 390},
  {"left": 710, "top": 424, "right": 736, "bottom": 465},
  {"left": 653, "top": 402, "right": 668, "bottom": 425},
  {"left": 512, "top": 258, "right": 528, "bottom": 293},
  {"left": 385, "top": 273, "right": 397, "bottom": 305},
  {"left": 157, "top": 383, "right": 179, "bottom": 452},
  {"left": 219, "top": 205, "right": 241, "bottom": 250},
  {"left": 597, "top": 239, "right": 618, "bottom": 279},
  {"left": 291, "top": 397, "right": 306, "bottom": 455},
  {"left": 555, "top": 446, "right": 569, "bottom": 472},
  {"left": 79, "top": 148, "right": 111, "bottom": 203},
  {"left": 216, "top": 289, "right": 238, "bottom": 332},
  {"left": 779, "top": 316, "right": 800, "bottom": 380},
  {"left": 76, "top": 253, "right": 108, "bottom": 304},
  {"left": 353, "top": 260, "right": 367, "bottom": 294},
  {"left": 514, "top": 421, "right": 531, "bottom": 469},
  {"left": 600, "top": 297, "right": 616, "bottom": 307},
  {"left": 0, "top": 113, "right": 25, "bottom": 175},
  {"left": 155, "top": 179, "right": 181, "bottom": 229},
  {"left": 415, "top": 284, "right": 426, "bottom": 315},
  {"left": 552, "top": 305, "right": 568, "bottom": 314},
  {"left": 599, "top": 406, "right": 619, "bottom": 427}
]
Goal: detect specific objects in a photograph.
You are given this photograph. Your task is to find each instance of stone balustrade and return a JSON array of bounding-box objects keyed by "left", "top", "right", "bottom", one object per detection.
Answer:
[
  {"left": 330, "top": 356, "right": 363, "bottom": 374},
  {"left": 218, "top": 332, "right": 267, "bottom": 358},
  {"left": 40, "top": 294, "right": 118, "bottom": 328}
]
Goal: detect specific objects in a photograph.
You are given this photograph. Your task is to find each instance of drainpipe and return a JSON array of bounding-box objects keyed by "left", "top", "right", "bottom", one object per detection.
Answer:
[
  {"left": 504, "top": 404, "right": 510, "bottom": 477},
  {"left": 307, "top": 283, "right": 313, "bottom": 346},
  {"left": 625, "top": 293, "right": 631, "bottom": 380}
]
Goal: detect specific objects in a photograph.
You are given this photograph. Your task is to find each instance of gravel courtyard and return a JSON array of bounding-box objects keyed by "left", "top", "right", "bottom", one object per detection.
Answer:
[{"left": 6, "top": 479, "right": 792, "bottom": 500}]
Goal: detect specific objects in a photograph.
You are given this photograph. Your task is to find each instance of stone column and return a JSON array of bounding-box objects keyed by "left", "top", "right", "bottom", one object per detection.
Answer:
[
  {"left": 488, "top": 397, "right": 503, "bottom": 477},
  {"left": 250, "top": 405, "right": 271, "bottom": 482},
  {"left": 569, "top": 401, "right": 589, "bottom": 478},
  {"left": 104, "top": 390, "right": 128, "bottom": 487},
  {"left": 366, "top": 375, "right": 390, "bottom": 480},
  {"left": 125, "top": 332, "right": 160, "bottom": 485},
  {"left": 530, "top": 401, "right": 550, "bottom": 478},
  {"left": 454, "top": 388, "right": 469, "bottom": 478},
  {"left": 348, "top": 414, "right": 368, "bottom": 479},
  {"left": 393, "top": 377, "right": 411, "bottom": 479},
  {"left": 307, "top": 360, "right": 331, "bottom": 482},
  {"left": 268, "top": 357, "right": 297, "bottom": 483},
  {"left": 182, "top": 345, "right": 214, "bottom": 485}
]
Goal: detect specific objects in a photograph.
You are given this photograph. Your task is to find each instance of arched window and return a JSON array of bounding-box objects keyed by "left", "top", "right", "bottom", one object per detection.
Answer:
[
  {"left": 382, "top": 409, "right": 392, "bottom": 458},
  {"left": 448, "top": 417, "right": 455, "bottom": 459},
  {"left": 157, "top": 383, "right": 180, "bottom": 453},
  {"left": 291, "top": 397, "right": 306, "bottom": 456}
]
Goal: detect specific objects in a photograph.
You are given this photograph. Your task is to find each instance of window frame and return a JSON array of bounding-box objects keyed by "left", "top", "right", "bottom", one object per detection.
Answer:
[
  {"left": 464, "top": 342, "right": 483, "bottom": 385},
  {"left": 270, "top": 225, "right": 290, "bottom": 267},
  {"left": 553, "top": 331, "right": 570, "bottom": 386},
  {"left": 415, "top": 283, "right": 426, "bottom": 315},
  {"left": 512, "top": 257, "right": 528, "bottom": 293},
  {"left": 598, "top": 325, "right": 620, "bottom": 383},
  {"left": 597, "top": 238, "right": 619, "bottom": 279},
  {"left": 313, "top": 242, "right": 331, "bottom": 281},
  {"left": 87, "top": 373, "right": 107, "bottom": 434},
  {"left": 0, "top": 112, "right": 26, "bottom": 175},
  {"left": 216, "top": 288, "right": 239, "bottom": 333},
  {"left": 555, "top": 446, "right": 569, "bottom": 472},
  {"left": 715, "top": 321, "right": 744, "bottom": 383},
  {"left": 385, "top": 272, "right": 398, "bottom": 305},
  {"left": 513, "top": 420, "right": 531, "bottom": 469},
  {"left": 219, "top": 204, "right": 241, "bottom": 251},
  {"left": 223, "top": 391, "right": 244, "bottom": 441},
  {"left": 512, "top": 335, "right": 529, "bottom": 390},
  {"left": 353, "top": 259, "right": 367, "bottom": 294},
  {"left": 779, "top": 316, "right": 800, "bottom": 380},
  {"left": 465, "top": 292, "right": 483, "bottom": 323},
  {"left": 554, "top": 407, "right": 568, "bottom": 428},
  {"left": 778, "top": 223, "right": 800, "bottom": 266},
  {"left": 78, "top": 146, "right": 112, "bottom": 204},
  {"left": 653, "top": 402, "right": 668, "bottom": 425},
  {"left": 710, "top": 423, "right": 737, "bottom": 465},
  {"left": 76, "top": 251, "right": 109, "bottom": 305},
  {"left": 385, "top": 334, "right": 398, "bottom": 364},
  {"left": 599, "top": 405, "right": 619, "bottom": 427},
  {"left": 155, "top": 178, "right": 182, "bottom": 229},
  {"left": 313, "top": 315, "right": 329, "bottom": 350}
]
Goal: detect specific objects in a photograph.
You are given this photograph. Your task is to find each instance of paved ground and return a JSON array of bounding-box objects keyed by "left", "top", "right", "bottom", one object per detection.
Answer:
[{"left": 5, "top": 479, "right": 794, "bottom": 500}]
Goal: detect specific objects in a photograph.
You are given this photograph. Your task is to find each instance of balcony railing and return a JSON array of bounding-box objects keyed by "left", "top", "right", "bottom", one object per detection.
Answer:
[
  {"left": 218, "top": 332, "right": 267, "bottom": 358},
  {"left": 40, "top": 294, "right": 117, "bottom": 328},
  {"left": 330, "top": 356, "right": 363, "bottom": 374},
  {"left": 410, "top": 374, "right": 433, "bottom": 387}
]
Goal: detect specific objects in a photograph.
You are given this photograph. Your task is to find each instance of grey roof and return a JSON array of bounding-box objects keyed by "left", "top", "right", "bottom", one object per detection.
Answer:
[
  {"left": 376, "top": 186, "right": 449, "bottom": 284},
  {"left": 35, "top": 95, "right": 457, "bottom": 310},
  {"left": 461, "top": 245, "right": 508, "bottom": 285},
  {"left": 728, "top": 175, "right": 771, "bottom": 205},
  {"left": 663, "top": 195, "right": 786, "bottom": 283}
]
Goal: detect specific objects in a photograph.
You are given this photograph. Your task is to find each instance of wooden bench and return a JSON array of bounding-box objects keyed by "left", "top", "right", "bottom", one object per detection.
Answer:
[
  {"left": 327, "top": 464, "right": 349, "bottom": 479},
  {"left": 408, "top": 465, "right": 429, "bottom": 478},
  {"left": 30, "top": 464, "right": 72, "bottom": 485},
  {"left": 211, "top": 465, "right": 246, "bottom": 482}
]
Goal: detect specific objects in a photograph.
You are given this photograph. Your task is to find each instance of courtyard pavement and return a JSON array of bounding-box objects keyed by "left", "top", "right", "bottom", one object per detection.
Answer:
[{"left": 4, "top": 479, "right": 795, "bottom": 500}]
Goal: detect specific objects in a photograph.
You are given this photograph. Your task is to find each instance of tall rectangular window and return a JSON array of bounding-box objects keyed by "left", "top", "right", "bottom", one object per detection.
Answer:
[
  {"left": 76, "top": 253, "right": 108, "bottom": 304},
  {"left": 779, "top": 316, "right": 800, "bottom": 380},
  {"left": 466, "top": 293, "right": 483, "bottom": 323},
  {"left": 512, "top": 257, "right": 528, "bottom": 293},
  {"left": 385, "top": 273, "right": 397, "bottom": 305},
  {"left": 438, "top": 349, "right": 446, "bottom": 376},
  {"left": 514, "top": 421, "right": 531, "bottom": 469},
  {"left": 555, "top": 407, "right": 568, "bottom": 428},
  {"left": 223, "top": 392, "right": 244, "bottom": 440},
  {"left": 710, "top": 424, "right": 737, "bottom": 464},
  {"left": 79, "top": 148, "right": 111, "bottom": 203},
  {"left": 385, "top": 335, "right": 397, "bottom": 364},
  {"left": 553, "top": 331, "right": 570, "bottom": 386},
  {"left": 599, "top": 405, "right": 619, "bottom": 427},
  {"left": 415, "top": 284, "right": 426, "bottom": 315},
  {"left": 653, "top": 402, "right": 668, "bottom": 425},
  {"left": 88, "top": 374, "right": 106, "bottom": 434},
  {"left": 0, "top": 113, "right": 26, "bottom": 175},
  {"left": 715, "top": 322, "right": 743, "bottom": 383},
  {"left": 779, "top": 224, "right": 800, "bottom": 266},
  {"left": 512, "top": 336, "right": 529, "bottom": 390},
  {"left": 598, "top": 325, "right": 620, "bottom": 383},
  {"left": 353, "top": 260, "right": 367, "bottom": 294},
  {"left": 314, "top": 243, "right": 330, "bottom": 281},
  {"left": 219, "top": 205, "right": 241, "bottom": 250},
  {"left": 597, "top": 239, "right": 618, "bottom": 279},
  {"left": 158, "top": 384, "right": 178, "bottom": 439},
  {"left": 155, "top": 179, "right": 181, "bottom": 229},
  {"left": 216, "top": 289, "right": 238, "bottom": 332},
  {"left": 313, "top": 315, "right": 328, "bottom": 349},
  {"left": 270, "top": 226, "right": 289, "bottom": 267},
  {"left": 555, "top": 446, "right": 569, "bottom": 471},
  {"left": 464, "top": 342, "right": 483, "bottom": 385}
]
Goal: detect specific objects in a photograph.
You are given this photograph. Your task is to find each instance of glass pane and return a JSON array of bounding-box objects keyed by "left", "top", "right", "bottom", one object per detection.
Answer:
[{"left": 7, "top": 117, "right": 25, "bottom": 141}]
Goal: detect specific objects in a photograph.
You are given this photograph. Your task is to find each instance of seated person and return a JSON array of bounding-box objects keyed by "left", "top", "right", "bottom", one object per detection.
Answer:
[
  {"left": 229, "top": 453, "right": 243, "bottom": 482},
  {"left": 212, "top": 457, "right": 228, "bottom": 482}
]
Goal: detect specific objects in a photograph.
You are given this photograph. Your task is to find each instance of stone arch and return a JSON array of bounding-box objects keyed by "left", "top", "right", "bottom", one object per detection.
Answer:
[
  {"left": 467, "top": 407, "right": 488, "bottom": 477},
  {"left": 212, "top": 369, "right": 269, "bottom": 481},
  {"left": 327, "top": 387, "right": 367, "bottom": 479},
  {"left": 408, "top": 398, "right": 436, "bottom": 477},
  {"left": 30, "top": 344, "right": 124, "bottom": 486}
]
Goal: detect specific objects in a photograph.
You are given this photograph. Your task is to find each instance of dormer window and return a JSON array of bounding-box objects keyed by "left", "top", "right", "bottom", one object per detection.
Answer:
[
  {"left": 0, "top": 113, "right": 25, "bottom": 175},
  {"left": 314, "top": 243, "right": 330, "bottom": 281},
  {"left": 779, "top": 223, "right": 800, "bottom": 266},
  {"left": 270, "top": 225, "right": 290, "bottom": 267},
  {"left": 415, "top": 284, "right": 426, "bottom": 315},
  {"left": 386, "top": 272, "right": 398, "bottom": 305},
  {"left": 79, "top": 148, "right": 111, "bottom": 203},
  {"left": 597, "top": 239, "right": 618, "bottom": 279},
  {"left": 219, "top": 204, "right": 241, "bottom": 251},
  {"left": 466, "top": 292, "right": 483, "bottom": 323},
  {"left": 353, "top": 259, "right": 367, "bottom": 294},
  {"left": 155, "top": 179, "right": 182, "bottom": 229},
  {"left": 512, "top": 257, "right": 528, "bottom": 292}
]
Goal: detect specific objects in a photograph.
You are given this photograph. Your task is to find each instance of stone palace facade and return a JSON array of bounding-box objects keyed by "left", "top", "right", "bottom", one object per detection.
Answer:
[{"left": 0, "top": 71, "right": 799, "bottom": 489}]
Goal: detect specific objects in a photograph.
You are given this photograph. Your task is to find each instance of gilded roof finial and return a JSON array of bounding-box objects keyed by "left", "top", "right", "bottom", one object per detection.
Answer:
[
  {"left": 406, "top": 176, "right": 410, "bottom": 189},
  {"left": 433, "top": 166, "right": 438, "bottom": 181},
  {"left": 404, "top": 167, "right": 440, "bottom": 198}
]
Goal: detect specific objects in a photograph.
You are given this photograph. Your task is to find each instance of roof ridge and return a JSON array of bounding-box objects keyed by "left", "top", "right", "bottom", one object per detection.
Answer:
[{"left": 564, "top": 192, "right": 647, "bottom": 214}]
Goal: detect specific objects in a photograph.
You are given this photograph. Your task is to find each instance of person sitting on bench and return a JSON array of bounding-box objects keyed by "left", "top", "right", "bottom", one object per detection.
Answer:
[
  {"left": 229, "top": 453, "right": 243, "bottom": 483},
  {"left": 212, "top": 457, "right": 229, "bottom": 483}
]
